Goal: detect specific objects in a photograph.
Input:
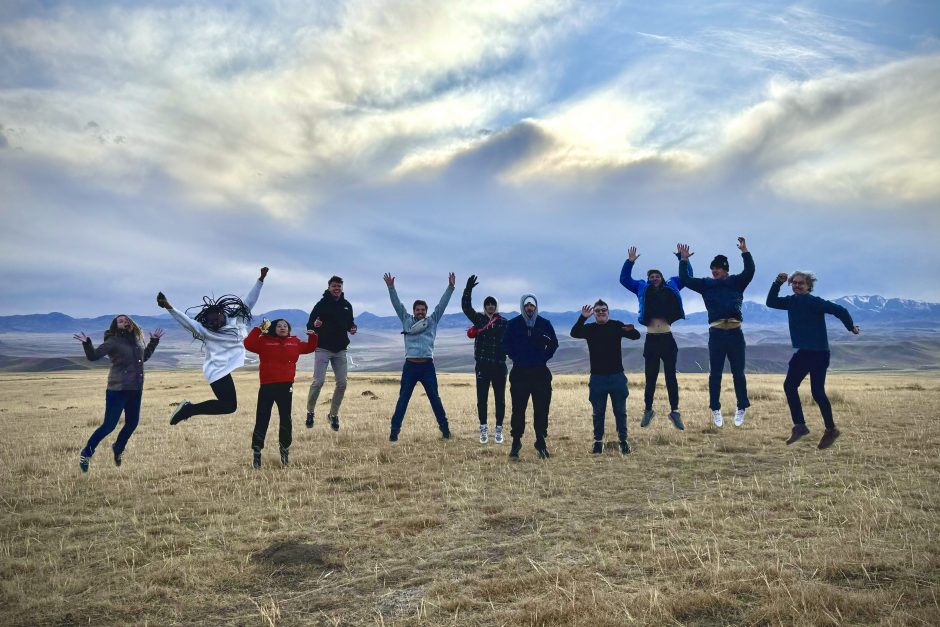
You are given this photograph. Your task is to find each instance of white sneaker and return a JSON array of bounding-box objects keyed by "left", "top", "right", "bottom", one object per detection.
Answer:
[
  {"left": 712, "top": 410, "right": 724, "bottom": 428},
  {"left": 733, "top": 408, "right": 746, "bottom": 427},
  {"left": 479, "top": 424, "right": 489, "bottom": 444},
  {"left": 494, "top": 425, "right": 504, "bottom": 444}
]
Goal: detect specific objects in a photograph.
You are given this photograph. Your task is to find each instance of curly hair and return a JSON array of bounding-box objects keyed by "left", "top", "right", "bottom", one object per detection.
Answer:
[
  {"left": 788, "top": 271, "right": 817, "bottom": 293},
  {"left": 186, "top": 295, "right": 253, "bottom": 337}
]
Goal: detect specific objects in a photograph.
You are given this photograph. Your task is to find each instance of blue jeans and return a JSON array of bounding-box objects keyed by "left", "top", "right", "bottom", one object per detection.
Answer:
[
  {"left": 82, "top": 389, "right": 143, "bottom": 457},
  {"left": 708, "top": 327, "right": 750, "bottom": 411},
  {"left": 390, "top": 361, "right": 448, "bottom": 433},
  {"left": 588, "top": 372, "right": 628, "bottom": 441}
]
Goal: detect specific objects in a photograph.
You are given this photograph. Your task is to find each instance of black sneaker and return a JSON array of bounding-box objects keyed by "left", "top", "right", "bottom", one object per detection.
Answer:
[
  {"left": 591, "top": 441, "right": 603, "bottom": 454},
  {"left": 169, "top": 400, "right": 191, "bottom": 425},
  {"left": 79, "top": 454, "right": 90, "bottom": 473},
  {"left": 440, "top": 425, "right": 451, "bottom": 439},
  {"left": 786, "top": 424, "right": 810, "bottom": 445},
  {"left": 640, "top": 409, "right": 654, "bottom": 428},
  {"left": 619, "top": 439, "right": 631, "bottom": 455},
  {"left": 252, "top": 450, "right": 262, "bottom": 469},
  {"left": 329, "top": 415, "right": 339, "bottom": 431},
  {"left": 509, "top": 439, "right": 521, "bottom": 460},
  {"left": 668, "top": 410, "right": 685, "bottom": 431},
  {"left": 279, "top": 446, "right": 289, "bottom": 466},
  {"left": 112, "top": 445, "right": 122, "bottom": 467},
  {"left": 535, "top": 440, "right": 550, "bottom": 459},
  {"left": 305, "top": 412, "right": 314, "bottom": 428},
  {"left": 818, "top": 428, "right": 840, "bottom": 450},
  {"left": 389, "top": 430, "right": 399, "bottom": 442}
]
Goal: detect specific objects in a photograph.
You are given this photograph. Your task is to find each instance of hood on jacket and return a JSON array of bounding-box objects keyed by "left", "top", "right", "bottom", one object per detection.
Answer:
[{"left": 520, "top": 293, "right": 539, "bottom": 328}]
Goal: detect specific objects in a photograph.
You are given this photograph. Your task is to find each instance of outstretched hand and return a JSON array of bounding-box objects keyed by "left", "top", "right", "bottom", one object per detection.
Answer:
[
  {"left": 776, "top": 272, "right": 788, "bottom": 284},
  {"left": 259, "top": 267, "right": 269, "bottom": 281},
  {"left": 737, "top": 237, "right": 748, "bottom": 253},
  {"left": 448, "top": 272, "right": 456, "bottom": 288},
  {"left": 73, "top": 332, "right": 89, "bottom": 343},
  {"left": 580, "top": 305, "right": 593, "bottom": 319},
  {"left": 465, "top": 274, "right": 479, "bottom": 290},
  {"left": 383, "top": 273, "right": 395, "bottom": 287},
  {"left": 156, "top": 292, "right": 170, "bottom": 309},
  {"left": 677, "top": 244, "right": 693, "bottom": 261},
  {"left": 627, "top": 246, "right": 639, "bottom": 262},
  {"left": 150, "top": 328, "right": 165, "bottom": 340},
  {"left": 851, "top": 325, "right": 861, "bottom": 335}
]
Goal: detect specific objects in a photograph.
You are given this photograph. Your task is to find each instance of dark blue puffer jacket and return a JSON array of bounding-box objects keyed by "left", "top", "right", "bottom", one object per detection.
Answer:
[{"left": 679, "top": 252, "right": 755, "bottom": 323}]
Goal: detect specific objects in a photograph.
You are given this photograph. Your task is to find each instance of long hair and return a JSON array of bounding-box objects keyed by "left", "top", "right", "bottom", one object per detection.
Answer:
[
  {"left": 105, "top": 314, "right": 145, "bottom": 347},
  {"left": 186, "top": 295, "right": 253, "bottom": 337}
]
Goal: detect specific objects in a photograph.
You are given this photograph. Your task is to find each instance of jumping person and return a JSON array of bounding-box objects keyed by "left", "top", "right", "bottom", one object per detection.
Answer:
[
  {"left": 305, "top": 276, "right": 357, "bottom": 431},
  {"left": 244, "top": 319, "right": 317, "bottom": 468},
  {"left": 74, "top": 316, "right": 163, "bottom": 472},
  {"left": 462, "top": 275, "right": 508, "bottom": 444},
  {"left": 620, "top": 245, "right": 690, "bottom": 430},
  {"left": 679, "top": 239, "right": 754, "bottom": 427},
  {"left": 766, "top": 272, "right": 859, "bottom": 449},
  {"left": 570, "top": 301, "right": 640, "bottom": 455},
  {"left": 503, "top": 294, "right": 558, "bottom": 460},
  {"left": 157, "top": 267, "right": 267, "bottom": 425},
  {"left": 385, "top": 272, "right": 455, "bottom": 442}
]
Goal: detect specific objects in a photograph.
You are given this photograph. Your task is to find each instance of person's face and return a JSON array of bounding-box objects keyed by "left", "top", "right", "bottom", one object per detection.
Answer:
[
  {"left": 413, "top": 304, "right": 428, "bottom": 320},
  {"left": 484, "top": 302, "right": 497, "bottom": 316},
  {"left": 205, "top": 310, "right": 226, "bottom": 330},
  {"left": 647, "top": 272, "right": 663, "bottom": 288},
  {"left": 115, "top": 315, "right": 131, "bottom": 330},
  {"left": 275, "top": 320, "right": 290, "bottom": 337},
  {"left": 328, "top": 281, "right": 343, "bottom": 298},
  {"left": 790, "top": 276, "right": 810, "bottom": 295},
  {"left": 711, "top": 266, "right": 729, "bottom": 280},
  {"left": 593, "top": 306, "right": 609, "bottom": 324},
  {"left": 523, "top": 303, "right": 536, "bottom": 317}
]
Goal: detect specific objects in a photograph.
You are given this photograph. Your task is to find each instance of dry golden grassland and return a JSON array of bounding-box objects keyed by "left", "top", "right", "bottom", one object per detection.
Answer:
[{"left": 1, "top": 370, "right": 938, "bottom": 626}]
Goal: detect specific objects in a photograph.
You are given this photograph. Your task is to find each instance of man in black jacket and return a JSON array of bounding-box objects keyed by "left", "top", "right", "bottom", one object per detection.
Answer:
[
  {"left": 462, "top": 275, "right": 509, "bottom": 444},
  {"left": 305, "top": 276, "right": 357, "bottom": 430}
]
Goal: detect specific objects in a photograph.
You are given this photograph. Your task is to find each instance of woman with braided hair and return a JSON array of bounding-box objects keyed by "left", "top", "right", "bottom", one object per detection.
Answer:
[{"left": 156, "top": 267, "right": 267, "bottom": 425}]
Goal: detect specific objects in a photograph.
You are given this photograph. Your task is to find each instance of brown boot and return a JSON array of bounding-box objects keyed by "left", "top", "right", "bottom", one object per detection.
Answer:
[
  {"left": 786, "top": 424, "right": 810, "bottom": 445},
  {"left": 818, "top": 428, "right": 840, "bottom": 450}
]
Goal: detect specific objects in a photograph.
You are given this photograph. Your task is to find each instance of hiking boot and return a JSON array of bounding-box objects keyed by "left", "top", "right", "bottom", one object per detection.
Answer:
[
  {"left": 389, "top": 429, "right": 399, "bottom": 443},
  {"left": 668, "top": 410, "right": 685, "bottom": 431},
  {"left": 619, "top": 439, "right": 631, "bottom": 455},
  {"left": 494, "top": 425, "right": 504, "bottom": 444},
  {"left": 591, "top": 440, "right": 603, "bottom": 454},
  {"left": 479, "top": 424, "right": 489, "bottom": 444},
  {"left": 712, "top": 409, "right": 723, "bottom": 428},
  {"left": 279, "top": 446, "right": 289, "bottom": 466},
  {"left": 509, "top": 438, "right": 521, "bottom": 460},
  {"left": 305, "top": 412, "right": 314, "bottom": 428},
  {"left": 786, "top": 424, "right": 810, "bottom": 445},
  {"left": 252, "top": 449, "right": 262, "bottom": 469},
  {"left": 640, "top": 409, "right": 655, "bottom": 428},
  {"left": 818, "top": 428, "right": 840, "bottom": 450},
  {"left": 112, "top": 445, "right": 123, "bottom": 467},
  {"left": 535, "top": 439, "right": 550, "bottom": 459},
  {"left": 79, "top": 454, "right": 90, "bottom": 473},
  {"left": 329, "top": 414, "right": 340, "bottom": 432},
  {"left": 733, "top": 408, "right": 746, "bottom": 427},
  {"left": 169, "top": 400, "right": 191, "bottom": 425}
]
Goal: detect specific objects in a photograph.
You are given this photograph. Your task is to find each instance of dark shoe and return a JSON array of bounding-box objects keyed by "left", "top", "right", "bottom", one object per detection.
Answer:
[
  {"left": 169, "top": 400, "right": 191, "bottom": 425},
  {"left": 591, "top": 441, "right": 603, "bottom": 454},
  {"left": 112, "top": 445, "right": 122, "bottom": 467},
  {"left": 668, "top": 410, "right": 685, "bottom": 431},
  {"left": 79, "top": 454, "right": 90, "bottom": 473},
  {"left": 786, "top": 424, "right": 810, "bottom": 445},
  {"left": 818, "top": 428, "right": 840, "bottom": 450},
  {"left": 252, "top": 449, "right": 262, "bottom": 469},
  {"left": 619, "top": 439, "right": 631, "bottom": 455},
  {"left": 305, "top": 412, "right": 314, "bottom": 428},
  {"left": 509, "top": 439, "right": 521, "bottom": 460},
  {"left": 389, "top": 430, "right": 399, "bottom": 443},
  {"left": 279, "top": 446, "right": 289, "bottom": 466},
  {"left": 640, "top": 409, "right": 654, "bottom": 428},
  {"left": 440, "top": 425, "right": 451, "bottom": 439},
  {"left": 535, "top": 439, "right": 550, "bottom": 459},
  {"left": 329, "top": 414, "right": 339, "bottom": 431}
]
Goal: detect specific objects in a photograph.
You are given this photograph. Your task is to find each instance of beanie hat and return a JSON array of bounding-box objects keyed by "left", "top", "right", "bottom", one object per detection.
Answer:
[
  {"left": 483, "top": 296, "right": 497, "bottom": 308},
  {"left": 710, "top": 255, "right": 729, "bottom": 271}
]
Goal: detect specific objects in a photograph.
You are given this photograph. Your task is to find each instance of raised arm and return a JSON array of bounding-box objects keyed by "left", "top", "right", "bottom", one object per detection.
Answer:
[
  {"left": 143, "top": 329, "right": 162, "bottom": 361},
  {"left": 735, "top": 238, "right": 755, "bottom": 289},
  {"left": 462, "top": 275, "right": 482, "bottom": 323},
  {"left": 666, "top": 247, "right": 691, "bottom": 290},
  {"left": 384, "top": 273, "right": 408, "bottom": 321},
  {"left": 766, "top": 273, "right": 790, "bottom": 310},
  {"left": 241, "top": 267, "right": 267, "bottom": 311},
  {"left": 570, "top": 305, "right": 592, "bottom": 338},
  {"left": 619, "top": 247, "right": 641, "bottom": 294},
  {"left": 430, "top": 273, "right": 456, "bottom": 323},
  {"left": 75, "top": 334, "right": 112, "bottom": 361},
  {"left": 677, "top": 244, "right": 706, "bottom": 293}
]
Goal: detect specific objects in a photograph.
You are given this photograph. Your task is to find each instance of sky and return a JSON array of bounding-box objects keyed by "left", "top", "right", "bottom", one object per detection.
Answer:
[{"left": 1, "top": 0, "right": 938, "bottom": 318}]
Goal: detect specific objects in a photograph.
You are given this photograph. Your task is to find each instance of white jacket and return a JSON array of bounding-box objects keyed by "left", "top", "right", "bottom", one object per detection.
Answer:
[{"left": 168, "top": 279, "right": 263, "bottom": 383}]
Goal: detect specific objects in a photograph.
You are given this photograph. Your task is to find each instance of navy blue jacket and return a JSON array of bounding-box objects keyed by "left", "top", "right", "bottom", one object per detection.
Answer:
[
  {"left": 679, "top": 252, "right": 755, "bottom": 323},
  {"left": 766, "top": 281, "right": 855, "bottom": 351},
  {"left": 502, "top": 315, "right": 558, "bottom": 367}
]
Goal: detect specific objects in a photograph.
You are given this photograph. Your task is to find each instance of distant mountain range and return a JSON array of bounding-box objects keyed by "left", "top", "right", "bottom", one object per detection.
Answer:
[{"left": 2, "top": 295, "right": 938, "bottom": 333}]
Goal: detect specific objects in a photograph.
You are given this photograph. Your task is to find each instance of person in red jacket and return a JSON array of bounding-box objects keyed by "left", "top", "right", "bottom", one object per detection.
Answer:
[{"left": 244, "top": 319, "right": 317, "bottom": 468}]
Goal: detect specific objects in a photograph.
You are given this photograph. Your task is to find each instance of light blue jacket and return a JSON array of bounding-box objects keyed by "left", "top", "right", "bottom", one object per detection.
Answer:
[{"left": 388, "top": 284, "right": 454, "bottom": 358}]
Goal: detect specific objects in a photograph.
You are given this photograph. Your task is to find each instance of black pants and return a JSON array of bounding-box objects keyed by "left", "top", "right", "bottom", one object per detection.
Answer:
[
  {"left": 509, "top": 365, "right": 552, "bottom": 442},
  {"left": 178, "top": 374, "right": 238, "bottom": 421},
  {"left": 643, "top": 333, "right": 679, "bottom": 411},
  {"left": 252, "top": 382, "right": 293, "bottom": 450},
  {"left": 783, "top": 350, "right": 834, "bottom": 430},
  {"left": 475, "top": 361, "right": 507, "bottom": 425}
]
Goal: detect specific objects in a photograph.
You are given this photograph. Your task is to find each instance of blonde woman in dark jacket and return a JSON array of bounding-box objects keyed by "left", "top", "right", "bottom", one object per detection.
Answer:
[{"left": 74, "top": 315, "right": 163, "bottom": 472}]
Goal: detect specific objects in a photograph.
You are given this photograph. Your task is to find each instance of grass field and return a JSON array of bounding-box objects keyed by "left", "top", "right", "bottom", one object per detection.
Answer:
[{"left": 1, "top": 370, "right": 938, "bottom": 625}]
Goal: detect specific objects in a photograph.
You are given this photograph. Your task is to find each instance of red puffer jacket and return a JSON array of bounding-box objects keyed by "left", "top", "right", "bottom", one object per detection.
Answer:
[{"left": 243, "top": 327, "right": 318, "bottom": 384}]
